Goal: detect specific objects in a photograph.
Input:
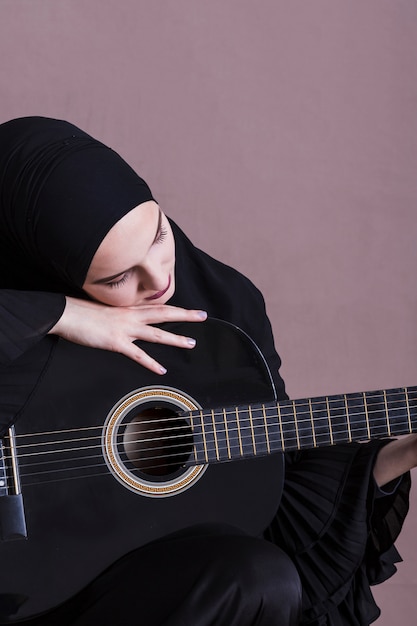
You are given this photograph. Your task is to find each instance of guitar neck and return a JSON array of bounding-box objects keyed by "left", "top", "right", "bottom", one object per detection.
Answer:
[{"left": 189, "top": 386, "right": 417, "bottom": 464}]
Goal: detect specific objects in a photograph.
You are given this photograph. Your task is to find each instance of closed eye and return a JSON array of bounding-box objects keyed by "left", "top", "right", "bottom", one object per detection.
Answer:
[
  {"left": 154, "top": 226, "right": 168, "bottom": 245},
  {"left": 107, "top": 270, "right": 132, "bottom": 288}
]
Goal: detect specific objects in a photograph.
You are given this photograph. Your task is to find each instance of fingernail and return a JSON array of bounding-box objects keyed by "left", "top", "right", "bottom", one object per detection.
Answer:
[
  {"left": 159, "top": 366, "right": 167, "bottom": 375},
  {"left": 197, "top": 311, "right": 207, "bottom": 319},
  {"left": 187, "top": 338, "right": 196, "bottom": 347}
]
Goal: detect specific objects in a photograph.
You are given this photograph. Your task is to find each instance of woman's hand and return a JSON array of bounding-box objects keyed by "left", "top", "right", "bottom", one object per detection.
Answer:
[
  {"left": 48, "top": 296, "right": 207, "bottom": 375},
  {"left": 373, "top": 433, "right": 417, "bottom": 488}
]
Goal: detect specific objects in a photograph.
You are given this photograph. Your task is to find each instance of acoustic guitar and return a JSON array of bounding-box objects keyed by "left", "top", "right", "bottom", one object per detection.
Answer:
[{"left": 0, "top": 318, "right": 416, "bottom": 622}]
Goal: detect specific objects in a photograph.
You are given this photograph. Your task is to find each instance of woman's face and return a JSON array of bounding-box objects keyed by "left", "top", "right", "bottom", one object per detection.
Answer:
[{"left": 83, "top": 200, "right": 176, "bottom": 306}]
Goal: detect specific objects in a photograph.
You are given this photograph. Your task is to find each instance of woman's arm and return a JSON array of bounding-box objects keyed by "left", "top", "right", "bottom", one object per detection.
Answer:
[
  {"left": 0, "top": 290, "right": 65, "bottom": 364},
  {"left": 373, "top": 434, "right": 417, "bottom": 487},
  {"left": 0, "top": 290, "right": 206, "bottom": 373}
]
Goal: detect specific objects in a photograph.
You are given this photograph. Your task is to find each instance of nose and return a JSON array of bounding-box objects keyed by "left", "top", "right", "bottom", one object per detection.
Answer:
[{"left": 140, "top": 259, "right": 168, "bottom": 294}]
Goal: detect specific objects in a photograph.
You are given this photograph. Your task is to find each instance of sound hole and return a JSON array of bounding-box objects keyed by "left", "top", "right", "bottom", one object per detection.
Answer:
[{"left": 123, "top": 408, "right": 193, "bottom": 477}]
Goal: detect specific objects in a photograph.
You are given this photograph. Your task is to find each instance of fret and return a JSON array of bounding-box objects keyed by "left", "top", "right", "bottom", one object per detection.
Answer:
[
  {"left": 188, "top": 410, "right": 208, "bottom": 464},
  {"left": 363, "top": 391, "right": 389, "bottom": 438},
  {"left": 200, "top": 409, "right": 220, "bottom": 463},
  {"left": 250, "top": 404, "right": 273, "bottom": 455},
  {"left": 291, "top": 398, "right": 314, "bottom": 449},
  {"left": 325, "top": 397, "right": 334, "bottom": 445},
  {"left": 406, "top": 387, "right": 417, "bottom": 433},
  {"left": 211, "top": 409, "right": 220, "bottom": 461},
  {"left": 384, "top": 388, "right": 414, "bottom": 436},
  {"left": 405, "top": 388, "right": 412, "bottom": 434},
  {"left": 262, "top": 404, "right": 271, "bottom": 455},
  {"left": 292, "top": 401, "right": 301, "bottom": 450},
  {"left": 308, "top": 399, "right": 317, "bottom": 447},
  {"left": 345, "top": 393, "right": 368, "bottom": 441},
  {"left": 277, "top": 399, "right": 313, "bottom": 451},
  {"left": 262, "top": 404, "right": 284, "bottom": 454},
  {"left": 276, "top": 402, "right": 285, "bottom": 451},
  {"left": 225, "top": 407, "right": 251, "bottom": 459},
  {"left": 362, "top": 392, "right": 371, "bottom": 440},
  {"left": 189, "top": 412, "right": 199, "bottom": 464},
  {"left": 383, "top": 390, "right": 391, "bottom": 437},
  {"left": 308, "top": 397, "right": 333, "bottom": 447},
  {"left": 217, "top": 409, "right": 233, "bottom": 460},
  {"left": 214, "top": 408, "right": 242, "bottom": 460},
  {"left": 235, "top": 407, "right": 244, "bottom": 457},
  {"left": 222, "top": 408, "right": 232, "bottom": 460},
  {"left": 278, "top": 400, "right": 297, "bottom": 450},
  {"left": 0, "top": 439, "right": 7, "bottom": 497},
  {"left": 326, "top": 395, "right": 350, "bottom": 444},
  {"left": 344, "top": 395, "right": 352, "bottom": 442},
  {"left": 248, "top": 406, "right": 257, "bottom": 455},
  {"left": 200, "top": 409, "right": 209, "bottom": 463}
]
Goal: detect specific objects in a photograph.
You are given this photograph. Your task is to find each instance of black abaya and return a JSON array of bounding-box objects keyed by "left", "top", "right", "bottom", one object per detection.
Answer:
[{"left": 0, "top": 117, "right": 410, "bottom": 625}]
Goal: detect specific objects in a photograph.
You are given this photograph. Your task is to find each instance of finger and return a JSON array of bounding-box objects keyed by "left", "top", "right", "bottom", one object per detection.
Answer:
[
  {"left": 130, "top": 306, "right": 207, "bottom": 325},
  {"left": 140, "top": 325, "right": 198, "bottom": 348},
  {"left": 121, "top": 343, "right": 168, "bottom": 375}
]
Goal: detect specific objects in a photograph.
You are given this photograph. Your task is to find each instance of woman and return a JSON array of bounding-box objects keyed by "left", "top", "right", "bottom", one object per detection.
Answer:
[{"left": 0, "top": 117, "right": 413, "bottom": 625}]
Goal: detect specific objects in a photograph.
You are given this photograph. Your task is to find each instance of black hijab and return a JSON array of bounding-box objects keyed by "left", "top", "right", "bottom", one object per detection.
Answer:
[{"left": 0, "top": 116, "right": 153, "bottom": 292}]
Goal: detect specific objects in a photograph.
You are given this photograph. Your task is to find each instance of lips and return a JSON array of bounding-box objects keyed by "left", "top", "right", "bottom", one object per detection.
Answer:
[{"left": 145, "top": 275, "right": 171, "bottom": 301}]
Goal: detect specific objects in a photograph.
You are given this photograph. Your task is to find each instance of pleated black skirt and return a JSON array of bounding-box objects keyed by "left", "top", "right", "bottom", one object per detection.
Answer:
[{"left": 265, "top": 441, "right": 410, "bottom": 625}]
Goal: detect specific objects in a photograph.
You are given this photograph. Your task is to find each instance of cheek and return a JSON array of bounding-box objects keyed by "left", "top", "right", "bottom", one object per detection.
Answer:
[{"left": 163, "top": 233, "right": 176, "bottom": 267}]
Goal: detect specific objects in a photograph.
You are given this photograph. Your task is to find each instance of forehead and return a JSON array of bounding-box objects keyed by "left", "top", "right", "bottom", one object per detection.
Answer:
[{"left": 86, "top": 200, "right": 160, "bottom": 278}]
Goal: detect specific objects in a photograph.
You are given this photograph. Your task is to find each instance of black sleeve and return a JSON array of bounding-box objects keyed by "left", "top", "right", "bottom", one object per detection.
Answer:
[{"left": 0, "top": 290, "right": 65, "bottom": 364}]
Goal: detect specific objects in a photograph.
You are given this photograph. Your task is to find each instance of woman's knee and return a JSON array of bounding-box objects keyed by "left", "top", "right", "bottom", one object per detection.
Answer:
[{"left": 216, "top": 535, "right": 302, "bottom": 625}]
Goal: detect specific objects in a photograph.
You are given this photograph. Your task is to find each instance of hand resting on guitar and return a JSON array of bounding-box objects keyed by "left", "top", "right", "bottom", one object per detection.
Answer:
[{"left": 49, "top": 297, "right": 207, "bottom": 375}]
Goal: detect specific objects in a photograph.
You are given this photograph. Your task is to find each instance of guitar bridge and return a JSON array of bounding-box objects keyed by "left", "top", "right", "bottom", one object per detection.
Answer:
[{"left": 0, "top": 426, "right": 27, "bottom": 541}]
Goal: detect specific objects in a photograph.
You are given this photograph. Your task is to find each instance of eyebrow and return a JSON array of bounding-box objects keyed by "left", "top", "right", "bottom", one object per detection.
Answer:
[{"left": 92, "top": 208, "right": 163, "bottom": 285}]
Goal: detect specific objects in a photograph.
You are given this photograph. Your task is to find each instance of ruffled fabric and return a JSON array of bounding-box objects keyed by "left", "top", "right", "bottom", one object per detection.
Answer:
[{"left": 265, "top": 441, "right": 410, "bottom": 625}]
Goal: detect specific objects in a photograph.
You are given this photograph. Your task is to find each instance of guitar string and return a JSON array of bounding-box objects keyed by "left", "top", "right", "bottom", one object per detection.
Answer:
[
  {"left": 6, "top": 401, "right": 416, "bottom": 483},
  {"left": 12, "top": 411, "right": 409, "bottom": 488},
  {"left": 7, "top": 393, "right": 417, "bottom": 462},
  {"left": 14, "top": 404, "right": 415, "bottom": 464},
  {"left": 11, "top": 387, "right": 417, "bottom": 444},
  {"left": 11, "top": 425, "right": 388, "bottom": 484}
]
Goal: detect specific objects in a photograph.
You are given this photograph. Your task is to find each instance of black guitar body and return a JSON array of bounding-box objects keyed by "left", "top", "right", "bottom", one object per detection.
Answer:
[{"left": 0, "top": 319, "right": 283, "bottom": 622}]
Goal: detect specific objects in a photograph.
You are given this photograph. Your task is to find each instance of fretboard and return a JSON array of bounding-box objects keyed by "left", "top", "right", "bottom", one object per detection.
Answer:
[{"left": 188, "top": 386, "right": 417, "bottom": 465}]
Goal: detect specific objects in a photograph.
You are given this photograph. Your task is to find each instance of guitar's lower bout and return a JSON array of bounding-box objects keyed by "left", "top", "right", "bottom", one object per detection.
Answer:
[
  {"left": 103, "top": 386, "right": 207, "bottom": 497},
  {"left": 0, "top": 319, "right": 284, "bottom": 622}
]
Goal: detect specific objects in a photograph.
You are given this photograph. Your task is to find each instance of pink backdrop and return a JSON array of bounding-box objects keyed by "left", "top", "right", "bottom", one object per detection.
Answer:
[{"left": 1, "top": 1, "right": 416, "bottom": 622}]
